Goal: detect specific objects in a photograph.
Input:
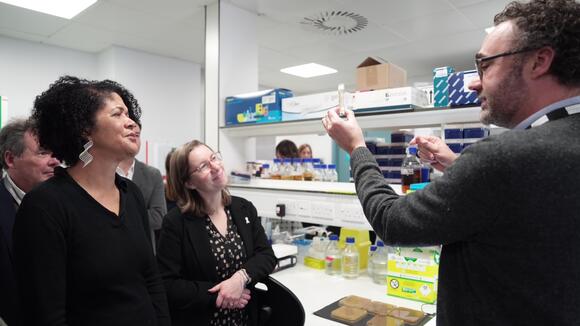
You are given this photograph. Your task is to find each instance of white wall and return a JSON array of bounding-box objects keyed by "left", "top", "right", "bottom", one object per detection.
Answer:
[
  {"left": 0, "top": 35, "right": 97, "bottom": 119},
  {"left": 0, "top": 36, "right": 203, "bottom": 172},
  {"left": 98, "top": 46, "right": 203, "bottom": 168}
]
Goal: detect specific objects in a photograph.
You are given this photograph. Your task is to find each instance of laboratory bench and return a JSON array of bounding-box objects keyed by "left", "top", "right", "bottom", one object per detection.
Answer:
[{"left": 270, "top": 264, "right": 436, "bottom": 326}]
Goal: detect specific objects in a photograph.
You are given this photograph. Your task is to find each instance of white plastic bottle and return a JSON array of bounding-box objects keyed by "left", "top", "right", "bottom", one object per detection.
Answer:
[
  {"left": 372, "top": 240, "right": 389, "bottom": 285},
  {"left": 342, "top": 237, "right": 359, "bottom": 279},
  {"left": 325, "top": 234, "right": 342, "bottom": 275}
]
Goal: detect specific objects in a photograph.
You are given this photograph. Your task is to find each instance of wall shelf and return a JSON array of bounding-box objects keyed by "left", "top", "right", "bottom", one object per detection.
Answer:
[{"left": 220, "top": 106, "right": 481, "bottom": 137}]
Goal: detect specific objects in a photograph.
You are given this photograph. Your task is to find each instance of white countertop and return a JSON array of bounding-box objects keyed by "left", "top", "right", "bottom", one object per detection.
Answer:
[{"left": 270, "top": 264, "right": 436, "bottom": 326}]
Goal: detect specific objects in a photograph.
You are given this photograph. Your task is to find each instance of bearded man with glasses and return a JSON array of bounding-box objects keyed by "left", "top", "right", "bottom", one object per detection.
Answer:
[{"left": 322, "top": 0, "right": 580, "bottom": 324}]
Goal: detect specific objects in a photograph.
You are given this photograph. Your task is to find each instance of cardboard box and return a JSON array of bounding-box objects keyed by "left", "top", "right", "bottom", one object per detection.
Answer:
[
  {"left": 433, "top": 66, "right": 454, "bottom": 108},
  {"left": 448, "top": 70, "right": 480, "bottom": 107},
  {"left": 357, "top": 57, "right": 407, "bottom": 91},
  {"left": 225, "top": 89, "right": 293, "bottom": 125},
  {"left": 387, "top": 246, "right": 440, "bottom": 304},
  {"left": 353, "top": 87, "right": 428, "bottom": 114},
  {"left": 281, "top": 91, "right": 352, "bottom": 121}
]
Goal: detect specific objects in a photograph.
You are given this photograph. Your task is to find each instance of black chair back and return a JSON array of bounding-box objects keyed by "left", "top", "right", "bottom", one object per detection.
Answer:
[{"left": 254, "top": 276, "right": 305, "bottom": 326}]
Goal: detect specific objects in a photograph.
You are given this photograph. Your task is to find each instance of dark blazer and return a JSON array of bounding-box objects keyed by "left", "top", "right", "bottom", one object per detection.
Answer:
[
  {"left": 157, "top": 196, "right": 276, "bottom": 326},
  {"left": 0, "top": 181, "right": 19, "bottom": 326},
  {"left": 132, "top": 159, "right": 167, "bottom": 247}
]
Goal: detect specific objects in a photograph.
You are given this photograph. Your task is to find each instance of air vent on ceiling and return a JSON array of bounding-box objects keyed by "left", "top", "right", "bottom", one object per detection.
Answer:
[{"left": 301, "top": 11, "right": 368, "bottom": 35}]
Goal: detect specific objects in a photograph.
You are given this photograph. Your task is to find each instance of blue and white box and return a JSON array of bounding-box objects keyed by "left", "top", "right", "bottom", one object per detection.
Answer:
[
  {"left": 282, "top": 91, "right": 352, "bottom": 121},
  {"left": 433, "top": 66, "right": 454, "bottom": 108},
  {"left": 448, "top": 70, "right": 480, "bottom": 107},
  {"left": 225, "top": 89, "right": 293, "bottom": 126},
  {"left": 353, "top": 87, "right": 428, "bottom": 114}
]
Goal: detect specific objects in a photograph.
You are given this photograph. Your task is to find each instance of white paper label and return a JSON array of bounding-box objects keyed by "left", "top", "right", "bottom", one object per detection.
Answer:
[
  {"left": 462, "top": 72, "right": 478, "bottom": 93},
  {"left": 262, "top": 94, "right": 276, "bottom": 104}
]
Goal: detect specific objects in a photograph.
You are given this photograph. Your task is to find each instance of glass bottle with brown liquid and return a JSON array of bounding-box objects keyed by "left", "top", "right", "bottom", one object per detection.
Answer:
[
  {"left": 270, "top": 159, "right": 282, "bottom": 180},
  {"left": 401, "top": 147, "right": 421, "bottom": 193},
  {"left": 281, "top": 158, "right": 294, "bottom": 181},
  {"left": 302, "top": 158, "right": 314, "bottom": 181}
]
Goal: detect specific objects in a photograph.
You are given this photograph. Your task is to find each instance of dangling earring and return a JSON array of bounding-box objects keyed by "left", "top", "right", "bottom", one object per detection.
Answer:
[{"left": 79, "top": 140, "right": 94, "bottom": 168}]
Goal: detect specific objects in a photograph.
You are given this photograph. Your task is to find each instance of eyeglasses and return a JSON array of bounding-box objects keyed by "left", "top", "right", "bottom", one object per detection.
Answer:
[
  {"left": 190, "top": 152, "right": 223, "bottom": 175},
  {"left": 474, "top": 47, "right": 537, "bottom": 79}
]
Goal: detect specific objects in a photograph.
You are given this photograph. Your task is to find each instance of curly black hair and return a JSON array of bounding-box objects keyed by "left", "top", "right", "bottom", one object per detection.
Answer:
[
  {"left": 31, "top": 75, "right": 142, "bottom": 166},
  {"left": 495, "top": 0, "right": 580, "bottom": 86}
]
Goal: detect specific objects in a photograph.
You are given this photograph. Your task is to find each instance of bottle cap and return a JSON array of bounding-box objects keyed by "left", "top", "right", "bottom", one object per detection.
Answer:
[
  {"left": 329, "top": 234, "right": 339, "bottom": 241},
  {"left": 370, "top": 245, "right": 377, "bottom": 252},
  {"left": 262, "top": 164, "right": 270, "bottom": 168},
  {"left": 328, "top": 164, "right": 336, "bottom": 169},
  {"left": 346, "top": 237, "right": 355, "bottom": 243},
  {"left": 408, "top": 146, "right": 418, "bottom": 155},
  {"left": 376, "top": 240, "right": 385, "bottom": 247}
]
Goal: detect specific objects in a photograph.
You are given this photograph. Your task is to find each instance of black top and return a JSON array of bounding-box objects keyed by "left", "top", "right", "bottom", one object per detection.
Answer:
[
  {"left": 205, "top": 210, "right": 247, "bottom": 326},
  {"left": 350, "top": 113, "right": 580, "bottom": 325},
  {"left": 13, "top": 167, "right": 170, "bottom": 326},
  {"left": 0, "top": 181, "right": 19, "bottom": 326},
  {"left": 157, "top": 197, "right": 276, "bottom": 326}
]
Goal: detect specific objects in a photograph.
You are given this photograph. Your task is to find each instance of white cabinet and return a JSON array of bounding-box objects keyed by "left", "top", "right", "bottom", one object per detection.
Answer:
[{"left": 221, "top": 107, "right": 482, "bottom": 227}]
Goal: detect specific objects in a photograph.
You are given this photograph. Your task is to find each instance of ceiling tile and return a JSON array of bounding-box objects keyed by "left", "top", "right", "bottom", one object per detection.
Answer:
[
  {"left": 258, "top": 47, "right": 302, "bottom": 70},
  {"left": 103, "top": 0, "right": 207, "bottom": 21},
  {"left": 339, "top": 0, "right": 455, "bottom": 25},
  {"left": 382, "top": 9, "right": 477, "bottom": 42},
  {"left": 285, "top": 40, "right": 353, "bottom": 62},
  {"left": 72, "top": 1, "right": 174, "bottom": 38},
  {"left": 0, "top": 3, "right": 69, "bottom": 37},
  {"left": 258, "top": 22, "right": 326, "bottom": 52},
  {"left": 458, "top": 0, "right": 514, "bottom": 28},
  {"left": 45, "top": 22, "right": 111, "bottom": 52},
  {"left": 329, "top": 22, "right": 409, "bottom": 53}
]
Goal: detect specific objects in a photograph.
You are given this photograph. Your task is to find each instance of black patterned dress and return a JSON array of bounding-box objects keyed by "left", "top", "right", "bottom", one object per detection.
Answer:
[{"left": 205, "top": 209, "right": 248, "bottom": 326}]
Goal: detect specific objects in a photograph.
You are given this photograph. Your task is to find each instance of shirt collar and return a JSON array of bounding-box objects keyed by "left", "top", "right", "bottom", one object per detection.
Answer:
[
  {"left": 116, "top": 159, "right": 136, "bottom": 180},
  {"left": 3, "top": 174, "right": 25, "bottom": 205},
  {"left": 514, "top": 95, "right": 580, "bottom": 130}
]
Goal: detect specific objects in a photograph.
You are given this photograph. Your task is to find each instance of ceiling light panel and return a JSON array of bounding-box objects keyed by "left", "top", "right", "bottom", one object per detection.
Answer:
[
  {"left": 0, "top": 0, "right": 97, "bottom": 19},
  {"left": 280, "top": 63, "right": 337, "bottom": 78}
]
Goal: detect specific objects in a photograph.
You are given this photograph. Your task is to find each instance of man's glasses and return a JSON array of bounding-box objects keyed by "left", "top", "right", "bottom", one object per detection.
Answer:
[
  {"left": 474, "top": 48, "right": 537, "bottom": 79},
  {"left": 191, "top": 152, "right": 223, "bottom": 175}
]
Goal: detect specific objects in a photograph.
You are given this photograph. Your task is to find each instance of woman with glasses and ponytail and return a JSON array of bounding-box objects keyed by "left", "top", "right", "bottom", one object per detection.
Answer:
[
  {"left": 157, "top": 140, "right": 275, "bottom": 326},
  {"left": 13, "top": 76, "right": 170, "bottom": 326}
]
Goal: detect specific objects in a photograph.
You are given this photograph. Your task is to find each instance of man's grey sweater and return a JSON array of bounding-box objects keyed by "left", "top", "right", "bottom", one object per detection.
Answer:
[{"left": 350, "top": 114, "right": 580, "bottom": 325}]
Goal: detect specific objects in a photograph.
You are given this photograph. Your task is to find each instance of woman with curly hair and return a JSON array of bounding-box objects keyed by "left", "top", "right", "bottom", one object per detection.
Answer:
[{"left": 13, "top": 76, "right": 170, "bottom": 326}]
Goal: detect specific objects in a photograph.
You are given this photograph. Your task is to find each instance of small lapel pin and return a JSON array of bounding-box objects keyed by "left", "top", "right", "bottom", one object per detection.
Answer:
[{"left": 245, "top": 217, "right": 250, "bottom": 224}]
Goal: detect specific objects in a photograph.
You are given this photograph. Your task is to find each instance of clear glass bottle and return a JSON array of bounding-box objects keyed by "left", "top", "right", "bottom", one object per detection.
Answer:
[
  {"left": 327, "top": 164, "right": 338, "bottom": 182},
  {"left": 281, "top": 158, "right": 294, "bottom": 180},
  {"left": 292, "top": 158, "right": 304, "bottom": 181},
  {"left": 319, "top": 164, "right": 328, "bottom": 182},
  {"left": 368, "top": 245, "right": 377, "bottom": 279},
  {"left": 325, "top": 234, "right": 342, "bottom": 275},
  {"left": 401, "top": 146, "right": 421, "bottom": 193},
  {"left": 302, "top": 158, "right": 314, "bottom": 181},
  {"left": 372, "top": 240, "right": 389, "bottom": 285},
  {"left": 261, "top": 163, "right": 271, "bottom": 179},
  {"left": 270, "top": 159, "right": 282, "bottom": 180},
  {"left": 342, "top": 237, "right": 359, "bottom": 279}
]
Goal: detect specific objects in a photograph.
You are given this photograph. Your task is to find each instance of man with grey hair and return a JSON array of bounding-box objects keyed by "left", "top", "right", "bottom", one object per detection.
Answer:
[{"left": 0, "top": 118, "right": 59, "bottom": 325}]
